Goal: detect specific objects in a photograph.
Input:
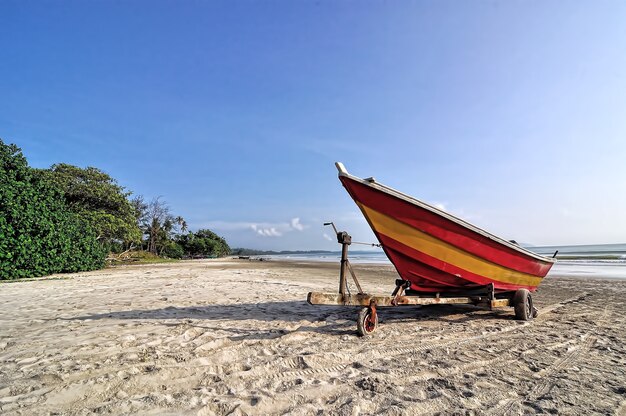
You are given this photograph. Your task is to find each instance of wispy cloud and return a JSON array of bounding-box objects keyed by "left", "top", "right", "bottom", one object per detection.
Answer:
[
  {"left": 291, "top": 217, "right": 305, "bottom": 231},
  {"left": 199, "top": 217, "right": 308, "bottom": 238},
  {"left": 251, "top": 224, "right": 282, "bottom": 237},
  {"left": 323, "top": 233, "right": 333, "bottom": 241}
]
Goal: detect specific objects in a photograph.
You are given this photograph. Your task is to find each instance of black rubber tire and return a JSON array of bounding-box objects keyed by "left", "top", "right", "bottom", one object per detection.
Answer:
[
  {"left": 513, "top": 289, "right": 533, "bottom": 321},
  {"left": 357, "top": 307, "right": 378, "bottom": 336}
]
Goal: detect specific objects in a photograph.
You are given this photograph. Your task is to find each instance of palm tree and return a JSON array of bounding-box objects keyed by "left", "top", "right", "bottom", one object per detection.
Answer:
[{"left": 175, "top": 216, "right": 187, "bottom": 234}]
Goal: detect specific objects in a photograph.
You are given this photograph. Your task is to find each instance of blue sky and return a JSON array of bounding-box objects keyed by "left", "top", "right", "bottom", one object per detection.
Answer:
[{"left": 2, "top": 1, "right": 626, "bottom": 250}]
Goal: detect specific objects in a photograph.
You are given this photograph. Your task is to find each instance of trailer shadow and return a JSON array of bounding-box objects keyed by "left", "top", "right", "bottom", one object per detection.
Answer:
[
  {"left": 377, "top": 303, "right": 514, "bottom": 324},
  {"left": 71, "top": 301, "right": 350, "bottom": 323},
  {"left": 69, "top": 300, "right": 517, "bottom": 338}
]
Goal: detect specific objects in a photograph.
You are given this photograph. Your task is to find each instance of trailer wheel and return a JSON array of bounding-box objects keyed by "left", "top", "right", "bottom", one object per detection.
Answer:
[
  {"left": 513, "top": 289, "right": 534, "bottom": 321},
  {"left": 357, "top": 307, "right": 378, "bottom": 336}
]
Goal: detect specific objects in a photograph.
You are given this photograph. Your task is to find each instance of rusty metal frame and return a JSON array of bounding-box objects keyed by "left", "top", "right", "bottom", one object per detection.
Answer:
[
  {"left": 313, "top": 224, "right": 515, "bottom": 336},
  {"left": 310, "top": 226, "right": 515, "bottom": 310},
  {"left": 346, "top": 261, "right": 364, "bottom": 294},
  {"left": 307, "top": 292, "right": 511, "bottom": 308}
]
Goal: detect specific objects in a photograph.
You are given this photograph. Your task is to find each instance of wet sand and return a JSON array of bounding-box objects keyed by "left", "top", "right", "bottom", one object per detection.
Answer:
[{"left": 1, "top": 259, "right": 625, "bottom": 415}]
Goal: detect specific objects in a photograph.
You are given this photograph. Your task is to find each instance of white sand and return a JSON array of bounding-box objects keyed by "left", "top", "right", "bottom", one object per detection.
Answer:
[{"left": 1, "top": 259, "right": 625, "bottom": 415}]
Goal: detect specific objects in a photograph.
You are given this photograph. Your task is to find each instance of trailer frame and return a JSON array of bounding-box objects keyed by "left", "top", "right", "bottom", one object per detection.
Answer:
[{"left": 307, "top": 226, "right": 536, "bottom": 336}]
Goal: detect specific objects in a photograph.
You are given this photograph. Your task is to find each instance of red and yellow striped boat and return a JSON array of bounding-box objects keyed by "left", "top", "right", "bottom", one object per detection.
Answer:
[{"left": 336, "top": 163, "right": 555, "bottom": 294}]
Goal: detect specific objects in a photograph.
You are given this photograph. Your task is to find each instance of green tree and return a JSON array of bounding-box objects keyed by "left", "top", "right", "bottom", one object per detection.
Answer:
[
  {"left": 44, "top": 164, "right": 141, "bottom": 247},
  {"left": 175, "top": 216, "right": 188, "bottom": 234},
  {"left": 176, "top": 229, "right": 231, "bottom": 258},
  {"left": 195, "top": 229, "right": 231, "bottom": 257},
  {"left": 136, "top": 196, "right": 187, "bottom": 255},
  {"left": 162, "top": 240, "right": 185, "bottom": 259},
  {"left": 0, "top": 140, "right": 105, "bottom": 279}
]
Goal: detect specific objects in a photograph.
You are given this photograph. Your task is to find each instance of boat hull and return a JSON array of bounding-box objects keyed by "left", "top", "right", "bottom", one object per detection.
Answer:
[{"left": 338, "top": 167, "right": 554, "bottom": 293}]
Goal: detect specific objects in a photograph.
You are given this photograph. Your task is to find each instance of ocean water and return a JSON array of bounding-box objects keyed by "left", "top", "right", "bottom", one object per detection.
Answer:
[
  {"left": 548, "top": 261, "right": 626, "bottom": 279},
  {"left": 264, "top": 251, "right": 390, "bottom": 264},
  {"left": 530, "top": 243, "right": 626, "bottom": 258},
  {"left": 529, "top": 243, "right": 626, "bottom": 279},
  {"left": 264, "top": 244, "right": 626, "bottom": 279}
]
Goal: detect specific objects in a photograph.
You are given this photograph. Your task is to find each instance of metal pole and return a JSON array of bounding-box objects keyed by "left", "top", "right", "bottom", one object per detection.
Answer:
[
  {"left": 339, "top": 241, "right": 348, "bottom": 296},
  {"left": 325, "top": 223, "right": 351, "bottom": 297}
]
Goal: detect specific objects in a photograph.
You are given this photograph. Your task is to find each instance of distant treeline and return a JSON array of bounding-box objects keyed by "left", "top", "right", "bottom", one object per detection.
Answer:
[{"left": 0, "top": 139, "right": 230, "bottom": 280}]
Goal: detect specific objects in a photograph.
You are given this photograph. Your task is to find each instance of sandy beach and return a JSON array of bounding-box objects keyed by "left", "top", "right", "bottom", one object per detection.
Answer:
[{"left": 1, "top": 259, "right": 625, "bottom": 415}]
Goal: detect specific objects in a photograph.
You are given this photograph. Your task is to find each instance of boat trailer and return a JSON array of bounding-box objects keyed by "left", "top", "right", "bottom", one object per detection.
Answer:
[{"left": 307, "top": 225, "right": 538, "bottom": 336}]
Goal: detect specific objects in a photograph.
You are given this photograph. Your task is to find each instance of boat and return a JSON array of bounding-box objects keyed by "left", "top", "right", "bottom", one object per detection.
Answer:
[
  {"left": 336, "top": 162, "right": 555, "bottom": 294},
  {"left": 307, "top": 163, "right": 557, "bottom": 335}
]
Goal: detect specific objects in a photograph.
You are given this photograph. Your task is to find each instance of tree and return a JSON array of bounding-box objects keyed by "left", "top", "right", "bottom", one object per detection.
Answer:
[
  {"left": 130, "top": 195, "right": 148, "bottom": 225},
  {"left": 176, "top": 229, "right": 231, "bottom": 258},
  {"left": 142, "top": 196, "right": 171, "bottom": 254},
  {"left": 0, "top": 140, "right": 105, "bottom": 279},
  {"left": 195, "top": 229, "right": 231, "bottom": 257},
  {"left": 44, "top": 164, "right": 141, "bottom": 248},
  {"left": 175, "top": 216, "right": 188, "bottom": 234},
  {"left": 137, "top": 197, "right": 191, "bottom": 256}
]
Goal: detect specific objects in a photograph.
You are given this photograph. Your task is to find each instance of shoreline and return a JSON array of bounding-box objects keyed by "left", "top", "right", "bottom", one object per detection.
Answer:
[{"left": 4, "top": 256, "right": 626, "bottom": 283}]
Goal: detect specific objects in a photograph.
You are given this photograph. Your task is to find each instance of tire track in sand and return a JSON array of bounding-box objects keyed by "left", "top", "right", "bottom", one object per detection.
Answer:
[
  {"left": 487, "top": 304, "right": 609, "bottom": 416},
  {"left": 238, "top": 293, "right": 588, "bottom": 383}
]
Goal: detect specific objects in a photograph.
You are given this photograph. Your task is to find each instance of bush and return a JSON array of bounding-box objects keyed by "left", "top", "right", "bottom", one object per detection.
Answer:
[
  {"left": 0, "top": 140, "right": 106, "bottom": 279},
  {"left": 163, "top": 241, "right": 184, "bottom": 259},
  {"left": 45, "top": 163, "right": 142, "bottom": 246}
]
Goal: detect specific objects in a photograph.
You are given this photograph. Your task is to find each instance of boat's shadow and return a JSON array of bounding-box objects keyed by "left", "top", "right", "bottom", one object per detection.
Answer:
[{"left": 69, "top": 300, "right": 516, "bottom": 338}]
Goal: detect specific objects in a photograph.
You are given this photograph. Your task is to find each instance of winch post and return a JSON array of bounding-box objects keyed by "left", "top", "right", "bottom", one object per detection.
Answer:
[
  {"left": 324, "top": 222, "right": 353, "bottom": 297},
  {"left": 338, "top": 230, "right": 352, "bottom": 296}
]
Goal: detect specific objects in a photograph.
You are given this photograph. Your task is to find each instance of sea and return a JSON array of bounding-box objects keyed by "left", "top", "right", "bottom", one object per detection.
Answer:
[{"left": 263, "top": 243, "right": 626, "bottom": 280}]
